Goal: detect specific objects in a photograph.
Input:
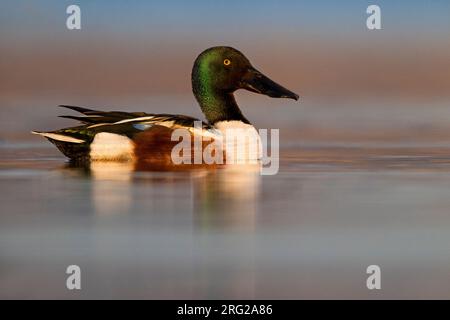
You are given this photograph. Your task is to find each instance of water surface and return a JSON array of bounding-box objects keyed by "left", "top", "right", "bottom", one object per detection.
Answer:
[
  {"left": 2, "top": 139, "right": 450, "bottom": 299},
  {"left": 2, "top": 99, "right": 450, "bottom": 299}
]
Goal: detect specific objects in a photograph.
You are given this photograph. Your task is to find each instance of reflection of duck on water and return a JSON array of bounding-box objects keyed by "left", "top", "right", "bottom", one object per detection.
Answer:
[
  {"left": 194, "top": 164, "right": 261, "bottom": 230},
  {"left": 66, "top": 161, "right": 261, "bottom": 230},
  {"left": 33, "top": 47, "right": 298, "bottom": 168}
]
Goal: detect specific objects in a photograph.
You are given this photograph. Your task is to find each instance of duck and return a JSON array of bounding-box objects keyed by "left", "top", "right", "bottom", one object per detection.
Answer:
[{"left": 32, "top": 46, "right": 299, "bottom": 166}]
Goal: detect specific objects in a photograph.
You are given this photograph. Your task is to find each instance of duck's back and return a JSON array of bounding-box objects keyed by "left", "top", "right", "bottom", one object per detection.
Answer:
[{"left": 32, "top": 105, "right": 217, "bottom": 163}]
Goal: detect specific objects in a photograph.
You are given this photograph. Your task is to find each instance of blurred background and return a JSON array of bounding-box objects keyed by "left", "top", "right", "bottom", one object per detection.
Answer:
[
  {"left": 1, "top": 0, "right": 449, "bottom": 143},
  {"left": 1, "top": 1, "right": 450, "bottom": 299}
]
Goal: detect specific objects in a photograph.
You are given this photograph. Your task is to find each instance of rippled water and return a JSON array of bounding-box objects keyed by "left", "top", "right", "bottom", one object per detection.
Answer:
[{"left": 2, "top": 140, "right": 450, "bottom": 299}]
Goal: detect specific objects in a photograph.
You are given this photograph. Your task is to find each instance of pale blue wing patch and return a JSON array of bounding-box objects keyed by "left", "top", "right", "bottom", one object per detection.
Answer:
[{"left": 133, "top": 123, "right": 154, "bottom": 131}]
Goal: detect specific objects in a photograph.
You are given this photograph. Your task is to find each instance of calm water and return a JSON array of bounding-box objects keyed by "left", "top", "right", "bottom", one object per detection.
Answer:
[{"left": 2, "top": 100, "right": 450, "bottom": 299}]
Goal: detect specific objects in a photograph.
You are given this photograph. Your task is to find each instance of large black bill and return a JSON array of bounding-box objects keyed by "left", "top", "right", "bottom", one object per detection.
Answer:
[{"left": 240, "top": 68, "right": 299, "bottom": 101}]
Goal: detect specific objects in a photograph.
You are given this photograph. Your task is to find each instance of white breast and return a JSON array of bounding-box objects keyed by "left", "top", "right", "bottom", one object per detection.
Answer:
[
  {"left": 90, "top": 132, "right": 135, "bottom": 161},
  {"left": 213, "top": 121, "right": 262, "bottom": 162}
]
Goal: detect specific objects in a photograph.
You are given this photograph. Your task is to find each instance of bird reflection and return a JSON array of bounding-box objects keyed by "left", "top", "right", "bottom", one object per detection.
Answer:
[
  {"left": 63, "top": 161, "right": 261, "bottom": 229},
  {"left": 193, "top": 164, "right": 261, "bottom": 231}
]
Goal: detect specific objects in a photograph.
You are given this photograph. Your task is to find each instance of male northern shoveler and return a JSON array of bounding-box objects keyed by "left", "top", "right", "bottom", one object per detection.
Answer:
[{"left": 32, "top": 46, "right": 299, "bottom": 165}]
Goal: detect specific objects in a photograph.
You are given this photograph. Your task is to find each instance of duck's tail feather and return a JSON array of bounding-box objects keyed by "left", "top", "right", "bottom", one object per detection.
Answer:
[
  {"left": 58, "top": 105, "right": 97, "bottom": 115},
  {"left": 32, "top": 130, "right": 90, "bottom": 160},
  {"left": 31, "top": 130, "right": 85, "bottom": 143}
]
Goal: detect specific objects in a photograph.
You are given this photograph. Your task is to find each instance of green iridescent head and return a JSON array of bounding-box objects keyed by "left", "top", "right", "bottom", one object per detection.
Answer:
[{"left": 191, "top": 46, "right": 299, "bottom": 124}]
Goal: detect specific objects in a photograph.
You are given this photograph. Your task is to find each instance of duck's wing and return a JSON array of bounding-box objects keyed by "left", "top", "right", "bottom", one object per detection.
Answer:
[
  {"left": 36, "top": 105, "right": 214, "bottom": 136},
  {"left": 32, "top": 105, "right": 219, "bottom": 160},
  {"left": 57, "top": 105, "right": 212, "bottom": 129}
]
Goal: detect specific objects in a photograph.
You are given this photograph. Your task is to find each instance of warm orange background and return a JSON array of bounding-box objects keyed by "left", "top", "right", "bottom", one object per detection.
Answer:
[{"left": 1, "top": 1, "right": 450, "bottom": 141}]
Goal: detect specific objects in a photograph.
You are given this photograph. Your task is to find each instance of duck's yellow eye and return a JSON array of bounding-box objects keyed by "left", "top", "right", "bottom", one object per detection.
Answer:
[{"left": 223, "top": 59, "right": 231, "bottom": 66}]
